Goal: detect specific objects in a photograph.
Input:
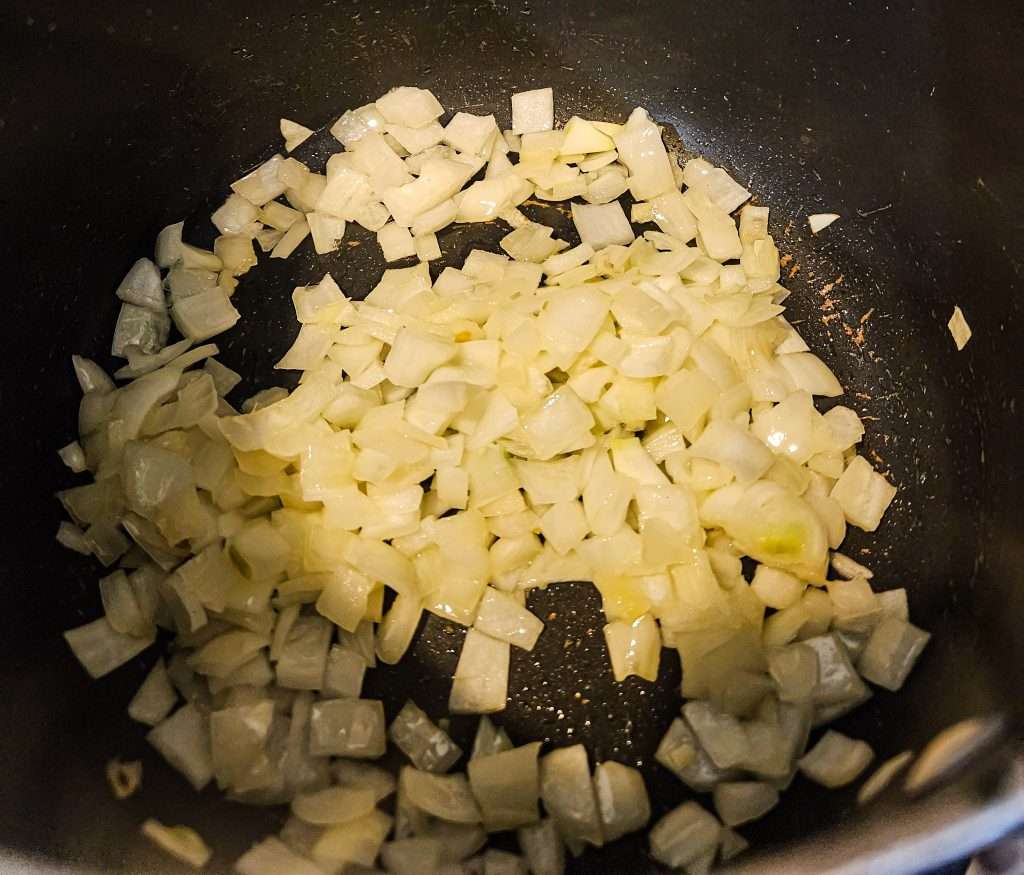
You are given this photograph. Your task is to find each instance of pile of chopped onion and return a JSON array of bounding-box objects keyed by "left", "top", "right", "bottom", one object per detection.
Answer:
[{"left": 55, "top": 83, "right": 929, "bottom": 872}]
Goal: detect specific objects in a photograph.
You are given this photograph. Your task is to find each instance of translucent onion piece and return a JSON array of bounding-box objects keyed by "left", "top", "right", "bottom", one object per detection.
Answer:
[
  {"left": 613, "top": 107, "right": 676, "bottom": 201},
  {"left": 472, "top": 716, "right": 514, "bottom": 760},
  {"left": 322, "top": 645, "right": 367, "bottom": 699},
  {"left": 798, "top": 730, "right": 874, "bottom": 788},
  {"left": 592, "top": 761, "right": 650, "bottom": 842},
  {"left": 681, "top": 701, "right": 751, "bottom": 771},
  {"left": 948, "top": 305, "right": 972, "bottom": 350},
  {"left": 147, "top": 703, "right": 214, "bottom": 791},
  {"left": 511, "top": 88, "right": 554, "bottom": 135},
  {"left": 857, "top": 616, "right": 930, "bottom": 691},
  {"left": 381, "top": 837, "right": 444, "bottom": 875},
  {"left": 312, "top": 809, "right": 393, "bottom": 870},
  {"left": 802, "top": 633, "right": 870, "bottom": 707},
  {"left": 309, "top": 698, "right": 387, "bottom": 758},
  {"left": 332, "top": 759, "right": 397, "bottom": 803},
  {"left": 64, "top": 616, "right": 154, "bottom": 679},
  {"left": 473, "top": 587, "right": 544, "bottom": 651},
  {"left": 401, "top": 766, "right": 482, "bottom": 824},
  {"left": 106, "top": 758, "right": 143, "bottom": 799},
  {"left": 858, "top": 750, "right": 914, "bottom": 805},
  {"left": 141, "top": 819, "right": 212, "bottom": 870},
  {"left": 389, "top": 699, "right": 463, "bottom": 773},
  {"left": 450, "top": 629, "right": 510, "bottom": 714},
  {"left": 128, "top": 658, "right": 178, "bottom": 726},
  {"left": 648, "top": 801, "right": 722, "bottom": 869},
  {"left": 830, "top": 455, "right": 897, "bottom": 532},
  {"left": 236, "top": 837, "right": 324, "bottom": 875},
  {"left": 712, "top": 781, "right": 779, "bottom": 827},
  {"left": 808, "top": 213, "right": 840, "bottom": 234},
  {"left": 468, "top": 742, "right": 542, "bottom": 831},
  {"left": 539, "top": 744, "right": 603, "bottom": 848},
  {"left": 484, "top": 849, "right": 530, "bottom": 875},
  {"left": 292, "top": 785, "right": 378, "bottom": 826},
  {"left": 517, "top": 818, "right": 566, "bottom": 875}
]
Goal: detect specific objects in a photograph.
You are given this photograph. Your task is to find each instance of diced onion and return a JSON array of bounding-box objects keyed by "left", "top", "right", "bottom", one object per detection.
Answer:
[
  {"left": 808, "top": 212, "right": 840, "bottom": 234},
  {"left": 798, "top": 730, "right": 874, "bottom": 788},
  {"left": 948, "top": 305, "right": 971, "bottom": 350},
  {"left": 53, "top": 85, "right": 926, "bottom": 871},
  {"left": 468, "top": 742, "right": 541, "bottom": 831},
  {"left": 389, "top": 699, "right": 463, "bottom": 773},
  {"left": 539, "top": 744, "right": 603, "bottom": 847},
  {"left": 106, "top": 758, "right": 143, "bottom": 800},
  {"left": 141, "top": 819, "right": 212, "bottom": 869},
  {"left": 648, "top": 801, "right": 721, "bottom": 869}
]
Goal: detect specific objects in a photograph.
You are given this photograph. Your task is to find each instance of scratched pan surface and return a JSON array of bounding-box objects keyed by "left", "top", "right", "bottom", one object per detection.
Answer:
[{"left": 1, "top": 0, "right": 1023, "bottom": 872}]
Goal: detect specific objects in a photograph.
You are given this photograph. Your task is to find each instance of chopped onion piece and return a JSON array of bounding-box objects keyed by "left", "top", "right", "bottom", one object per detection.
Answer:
[
  {"left": 381, "top": 837, "right": 444, "bottom": 875},
  {"left": 830, "top": 455, "right": 897, "bottom": 532},
  {"left": 517, "top": 818, "right": 565, "bottom": 875},
  {"left": 571, "top": 201, "right": 634, "bottom": 250},
  {"left": 322, "top": 645, "right": 366, "bottom": 699},
  {"left": 56, "top": 520, "right": 92, "bottom": 554},
  {"left": 309, "top": 698, "right": 386, "bottom": 758},
  {"left": 483, "top": 849, "right": 529, "bottom": 875},
  {"left": 155, "top": 221, "right": 185, "bottom": 268},
  {"left": 858, "top": 750, "right": 914, "bottom": 804},
  {"left": 292, "top": 785, "right": 377, "bottom": 826},
  {"left": 603, "top": 615, "right": 660, "bottom": 682},
  {"left": 474, "top": 587, "right": 543, "bottom": 650},
  {"left": 592, "top": 761, "right": 650, "bottom": 842},
  {"left": 468, "top": 742, "right": 541, "bottom": 831},
  {"left": 768, "top": 643, "right": 819, "bottom": 703},
  {"left": 275, "top": 615, "right": 331, "bottom": 690},
  {"left": 377, "top": 86, "right": 444, "bottom": 127},
  {"left": 236, "top": 837, "right": 324, "bottom": 875},
  {"left": 683, "top": 701, "right": 750, "bottom": 770},
  {"left": 539, "top": 744, "right": 603, "bottom": 847},
  {"left": 798, "top": 729, "right": 874, "bottom": 788},
  {"left": 712, "top": 781, "right": 779, "bottom": 827},
  {"left": 64, "top": 616, "right": 154, "bottom": 679},
  {"left": 450, "top": 629, "right": 510, "bottom": 714},
  {"left": 648, "top": 801, "right": 721, "bottom": 869},
  {"left": 128, "top": 658, "right": 178, "bottom": 726},
  {"left": 312, "top": 809, "right": 393, "bottom": 870},
  {"left": 472, "top": 716, "right": 514, "bottom": 759},
  {"left": 116, "top": 257, "right": 165, "bottom": 312},
  {"left": 830, "top": 550, "right": 874, "bottom": 580},
  {"left": 808, "top": 212, "right": 840, "bottom": 234},
  {"left": 280, "top": 117, "right": 314, "bottom": 152},
  {"left": 948, "top": 305, "right": 971, "bottom": 350},
  {"left": 613, "top": 107, "right": 676, "bottom": 201},
  {"left": 857, "top": 616, "right": 930, "bottom": 691},
  {"left": 106, "top": 757, "right": 143, "bottom": 799},
  {"left": 332, "top": 759, "right": 396, "bottom": 802},
  {"left": 147, "top": 703, "right": 214, "bottom": 790},
  {"left": 141, "top": 819, "right": 211, "bottom": 870},
  {"left": 511, "top": 88, "right": 554, "bottom": 135},
  {"left": 401, "top": 766, "right": 482, "bottom": 824},
  {"left": 389, "top": 699, "right": 463, "bottom": 773},
  {"left": 231, "top": 154, "right": 287, "bottom": 206}
]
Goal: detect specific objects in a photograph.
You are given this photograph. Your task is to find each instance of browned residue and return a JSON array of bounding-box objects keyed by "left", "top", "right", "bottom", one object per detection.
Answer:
[
  {"left": 842, "top": 321, "right": 867, "bottom": 348},
  {"left": 780, "top": 253, "right": 794, "bottom": 268},
  {"left": 788, "top": 263, "right": 801, "bottom": 279},
  {"left": 822, "top": 312, "right": 841, "bottom": 324},
  {"left": 854, "top": 391, "right": 872, "bottom": 400}
]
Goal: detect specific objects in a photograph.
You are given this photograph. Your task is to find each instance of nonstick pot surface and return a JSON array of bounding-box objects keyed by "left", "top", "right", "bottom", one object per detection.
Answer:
[{"left": 1, "top": 1, "right": 1022, "bottom": 873}]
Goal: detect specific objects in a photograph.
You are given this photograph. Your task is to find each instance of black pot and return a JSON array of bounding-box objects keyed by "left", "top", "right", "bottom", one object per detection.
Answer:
[{"left": 2, "top": 1, "right": 1022, "bottom": 872}]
